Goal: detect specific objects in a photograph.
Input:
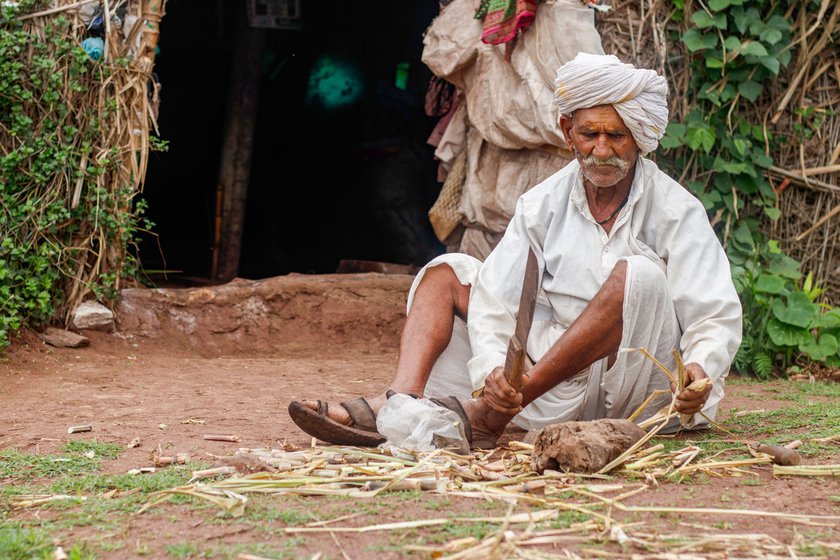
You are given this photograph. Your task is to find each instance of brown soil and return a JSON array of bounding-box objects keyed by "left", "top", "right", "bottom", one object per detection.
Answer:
[{"left": 2, "top": 273, "right": 839, "bottom": 559}]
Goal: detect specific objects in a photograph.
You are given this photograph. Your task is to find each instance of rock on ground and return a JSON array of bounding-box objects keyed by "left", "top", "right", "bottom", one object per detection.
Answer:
[
  {"left": 37, "top": 328, "right": 90, "bottom": 348},
  {"left": 72, "top": 300, "right": 115, "bottom": 331},
  {"left": 531, "top": 419, "right": 646, "bottom": 474}
]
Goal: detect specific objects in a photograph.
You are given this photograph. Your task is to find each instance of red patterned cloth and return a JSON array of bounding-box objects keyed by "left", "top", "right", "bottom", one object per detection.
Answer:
[{"left": 474, "top": 0, "right": 537, "bottom": 45}]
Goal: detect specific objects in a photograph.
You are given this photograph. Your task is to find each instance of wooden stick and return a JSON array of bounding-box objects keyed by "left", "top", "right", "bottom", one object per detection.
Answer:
[
  {"left": 15, "top": 0, "right": 98, "bottom": 21},
  {"left": 191, "top": 466, "right": 236, "bottom": 480},
  {"left": 768, "top": 166, "right": 840, "bottom": 194},
  {"left": 203, "top": 434, "right": 241, "bottom": 442},
  {"left": 67, "top": 425, "right": 92, "bottom": 434},
  {"left": 102, "top": 0, "right": 111, "bottom": 61},
  {"left": 795, "top": 202, "right": 840, "bottom": 241},
  {"left": 830, "top": 141, "right": 840, "bottom": 166},
  {"left": 799, "top": 164, "right": 840, "bottom": 176}
]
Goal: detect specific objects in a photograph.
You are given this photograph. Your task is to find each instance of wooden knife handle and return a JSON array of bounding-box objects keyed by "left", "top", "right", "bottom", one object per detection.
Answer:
[{"left": 504, "top": 336, "right": 526, "bottom": 391}]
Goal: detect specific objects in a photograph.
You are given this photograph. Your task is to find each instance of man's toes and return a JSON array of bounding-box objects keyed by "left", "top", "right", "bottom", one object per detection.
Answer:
[
  {"left": 301, "top": 400, "right": 319, "bottom": 412},
  {"left": 300, "top": 400, "right": 352, "bottom": 426}
]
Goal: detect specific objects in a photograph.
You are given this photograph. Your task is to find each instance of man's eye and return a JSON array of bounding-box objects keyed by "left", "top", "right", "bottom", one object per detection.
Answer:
[{"left": 609, "top": 133, "right": 624, "bottom": 139}]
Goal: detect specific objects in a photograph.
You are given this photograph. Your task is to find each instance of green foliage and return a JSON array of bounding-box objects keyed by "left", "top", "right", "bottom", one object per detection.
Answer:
[
  {"left": 729, "top": 224, "right": 840, "bottom": 377},
  {"left": 659, "top": 0, "right": 838, "bottom": 376},
  {"left": 64, "top": 439, "right": 125, "bottom": 460},
  {"left": 0, "top": 2, "right": 153, "bottom": 349},
  {"left": 659, "top": 0, "right": 791, "bottom": 219},
  {"left": 0, "top": 445, "right": 109, "bottom": 481},
  {"left": 0, "top": 523, "right": 53, "bottom": 560}
]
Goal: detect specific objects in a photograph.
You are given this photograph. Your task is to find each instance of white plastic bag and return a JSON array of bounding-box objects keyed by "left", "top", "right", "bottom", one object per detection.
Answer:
[{"left": 376, "top": 394, "right": 469, "bottom": 454}]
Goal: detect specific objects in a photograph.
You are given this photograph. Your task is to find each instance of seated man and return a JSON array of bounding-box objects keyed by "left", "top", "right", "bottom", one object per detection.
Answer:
[{"left": 288, "top": 53, "right": 743, "bottom": 448}]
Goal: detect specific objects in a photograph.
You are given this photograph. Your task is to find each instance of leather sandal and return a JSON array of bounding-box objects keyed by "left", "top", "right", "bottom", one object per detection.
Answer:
[
  {"left": 429, "top": 396, "right": 500, "bottom": 449},
  {"left": 288, "top": 396, "right": 385, "bottom": 447}
]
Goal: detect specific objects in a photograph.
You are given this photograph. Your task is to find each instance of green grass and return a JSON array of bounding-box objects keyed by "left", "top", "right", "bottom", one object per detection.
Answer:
[
  {"left": 0, "top": 523, "right": 53, "bottom": 560},
  {"left": 548, "top": 509, "right": 590, "bottom": 528},
  {"left": 422, "top": 497, "right": 453, "bottom": 511},
  {"left": 64, "top": 439, "right": 124, "bottom": 459},
  {"left": 0, "top": 449, "right": 101, "bottom": 481},
  {"left": 0, "top": 439, "right": 124, "bottom": 481},
  {"left": 166, "top": 542, "right": 204, "bottom": 559},
  {"left": 0, "top": 522, "right": 95, "bottom": 560},
  {"left": 779, "top": 380, "right": 840, "bottom": 399},
  {"left": 215, "top": 496, "right": 318, "bottom": 527},
  {"left": 727, "top": 400, "right": 840, "bottom": 438},
  {"left": 164, "top": 539, "right": 304, "bottom": 559},
  {"left": 418, "top": 520, "right": 500, "bottom": 544},
  {"left": 712, "top": 380, "right": 840, "bottom": 445},
  {"left": 0, "top": 454, "right": 202, "bottom": 558},
  {"left": 740, "top": 476, "right": 762, "bottom": 486}
]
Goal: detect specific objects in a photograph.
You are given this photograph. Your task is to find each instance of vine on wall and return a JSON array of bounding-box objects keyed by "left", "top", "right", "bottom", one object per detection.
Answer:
[{"left": 0, "top": 1, "right": 156, "bottom": 349}]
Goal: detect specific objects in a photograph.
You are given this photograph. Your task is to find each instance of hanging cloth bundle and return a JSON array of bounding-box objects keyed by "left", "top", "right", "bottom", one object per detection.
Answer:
[{"left": 474, "top": 0, "right": 537, "bottom": 45}]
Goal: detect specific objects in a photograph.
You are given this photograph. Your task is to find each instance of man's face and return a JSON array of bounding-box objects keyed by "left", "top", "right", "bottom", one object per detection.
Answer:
[{"left": 560, "top": 105, "right": 639, "bottom": 188}]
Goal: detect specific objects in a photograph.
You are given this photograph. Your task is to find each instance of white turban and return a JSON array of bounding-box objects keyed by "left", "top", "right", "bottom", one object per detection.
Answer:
[{"left": 554, "top": 53, "right": 669, "bottom": 154}]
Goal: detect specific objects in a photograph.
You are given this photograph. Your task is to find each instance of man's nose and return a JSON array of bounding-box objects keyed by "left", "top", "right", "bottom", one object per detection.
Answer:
[{"left": 592, "top": 136, "right": 613, "bottom": 158}]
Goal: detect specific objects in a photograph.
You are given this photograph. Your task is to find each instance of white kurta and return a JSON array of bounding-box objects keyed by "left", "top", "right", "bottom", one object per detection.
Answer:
[{"left": 413, "top": 157, "right": 743, "bottom": 430}]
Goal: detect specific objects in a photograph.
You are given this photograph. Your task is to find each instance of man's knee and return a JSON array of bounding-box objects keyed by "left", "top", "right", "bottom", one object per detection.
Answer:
[
  {"left": 415, "top": 264, "right": 471, "bottom": 318},
  {"left": 420, "top": 263, "right": 462, "bottom": 294},
  {"left": 620, "top": 256, "right": 669, "bottom": 302}
]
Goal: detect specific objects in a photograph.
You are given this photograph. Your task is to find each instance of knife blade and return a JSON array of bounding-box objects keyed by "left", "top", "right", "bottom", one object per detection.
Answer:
[{"left": 472, "top": 247, "right": 540, "bottom": 396}]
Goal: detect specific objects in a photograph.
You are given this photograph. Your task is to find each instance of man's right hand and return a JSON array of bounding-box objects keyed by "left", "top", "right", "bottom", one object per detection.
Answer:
[{"left": 481, "top": 366, "right": 524, "bottom": 416}]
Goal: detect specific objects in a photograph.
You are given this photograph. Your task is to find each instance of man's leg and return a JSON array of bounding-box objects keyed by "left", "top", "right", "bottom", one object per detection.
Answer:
[{"left": 298, "top": 264, "right": 471, "bottom": 426}]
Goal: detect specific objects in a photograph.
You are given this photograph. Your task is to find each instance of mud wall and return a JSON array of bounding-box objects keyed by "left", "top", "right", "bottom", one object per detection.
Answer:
[{"left": 117, "top": 274, "right": 413, "bottom": 355}]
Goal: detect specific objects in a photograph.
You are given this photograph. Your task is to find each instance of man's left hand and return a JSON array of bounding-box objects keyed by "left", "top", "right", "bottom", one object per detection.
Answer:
[{"left": 671, "top": 362, "right": 711, "bottom": 415}]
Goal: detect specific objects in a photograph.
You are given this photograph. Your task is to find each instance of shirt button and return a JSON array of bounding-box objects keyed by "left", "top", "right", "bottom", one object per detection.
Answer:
[{"left": 603, "top": 245, "right": 610, "bottom": 252}]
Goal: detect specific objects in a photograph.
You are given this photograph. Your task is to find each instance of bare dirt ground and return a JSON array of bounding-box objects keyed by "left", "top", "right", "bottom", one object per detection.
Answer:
[{"left": 1, "top": 273, "right": 839, "bottom": 559}]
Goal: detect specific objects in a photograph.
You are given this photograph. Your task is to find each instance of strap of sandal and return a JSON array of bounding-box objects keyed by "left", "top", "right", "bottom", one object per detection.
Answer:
[
  {"left": 339, "top": 397, "right": 378, "bottom": 432},
  {"left": 429, "top": 396, "right": 473, "bottom": 444},
  {"left": 385, "top": 389, "right": 420, "bottom": 399}
]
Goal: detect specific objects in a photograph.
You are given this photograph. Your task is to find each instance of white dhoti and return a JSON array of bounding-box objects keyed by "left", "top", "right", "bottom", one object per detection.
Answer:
[{"left": 408, "top": 253, "right": 723, "bottom": 431}]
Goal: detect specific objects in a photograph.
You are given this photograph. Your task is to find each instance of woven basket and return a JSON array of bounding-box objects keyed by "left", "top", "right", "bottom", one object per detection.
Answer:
[{"left": 428, "top": 151, "right": 467, "bottom": 244}]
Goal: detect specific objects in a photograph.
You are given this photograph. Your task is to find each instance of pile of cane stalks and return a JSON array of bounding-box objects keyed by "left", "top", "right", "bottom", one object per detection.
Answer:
[
  {"left": 126, "top": 351, "right": 838, "bottom": 558},
  {"left": 130, "top": 436, "right": 839, "bottom": 559}
]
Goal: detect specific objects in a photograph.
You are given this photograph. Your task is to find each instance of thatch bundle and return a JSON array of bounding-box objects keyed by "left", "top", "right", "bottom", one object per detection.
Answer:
[
  {"left": 0, "top": 0, "right": 162, "bottom": 324},
  {"left": 597, "top": 0, "right": 840, "bottom": 300}
]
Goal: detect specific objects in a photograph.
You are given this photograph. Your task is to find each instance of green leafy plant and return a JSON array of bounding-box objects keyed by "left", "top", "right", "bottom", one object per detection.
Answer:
[
  {"left": 0, "top": 1, "right": 154, "bottom": 349},
  {"left": 658, "top": 0, "right": 838, "bottom": 376},
  {"left": 660, "top": 0, "right": 791, "bottom": 225},
  {"left": 729, "top": 223, "right": 840, "bottom": 377}
]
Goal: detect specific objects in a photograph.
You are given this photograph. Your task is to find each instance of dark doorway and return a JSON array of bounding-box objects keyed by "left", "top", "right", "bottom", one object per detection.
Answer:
[{"left": 140, "top": 0, "right": 444, "bottom": 284}]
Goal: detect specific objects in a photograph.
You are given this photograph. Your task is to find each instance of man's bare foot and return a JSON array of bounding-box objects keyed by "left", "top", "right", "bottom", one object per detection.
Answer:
[
  {"left": 459, "top": 397, "right": 516, "bottom": 448},
  {"left": 300, "top": 393, "right": 389, "bottom": 427}
]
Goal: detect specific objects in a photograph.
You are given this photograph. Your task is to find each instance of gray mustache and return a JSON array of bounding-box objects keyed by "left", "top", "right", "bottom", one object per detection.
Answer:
[{"left": 581, "top": 155, "right": 630, "bottom": 171}]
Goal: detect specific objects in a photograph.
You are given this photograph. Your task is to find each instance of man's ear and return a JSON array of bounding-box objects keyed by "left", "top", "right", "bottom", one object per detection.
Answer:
[{"left": 559, "top": 114, "right": 573, "bottom": 146}]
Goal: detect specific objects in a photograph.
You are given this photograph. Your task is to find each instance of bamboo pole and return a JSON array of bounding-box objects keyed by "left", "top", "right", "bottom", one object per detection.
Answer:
[{"left": 139, "top": 0, "right": 166, "bottom": 64}]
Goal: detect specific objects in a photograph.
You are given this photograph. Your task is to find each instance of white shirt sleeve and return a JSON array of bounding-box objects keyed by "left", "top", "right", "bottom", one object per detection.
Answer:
[
  {"left": 658, "top": 195, "right": 743, "bottom": 381},
  {"left": 465, "top": 197, "right": 544, "bottom": 390}
]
